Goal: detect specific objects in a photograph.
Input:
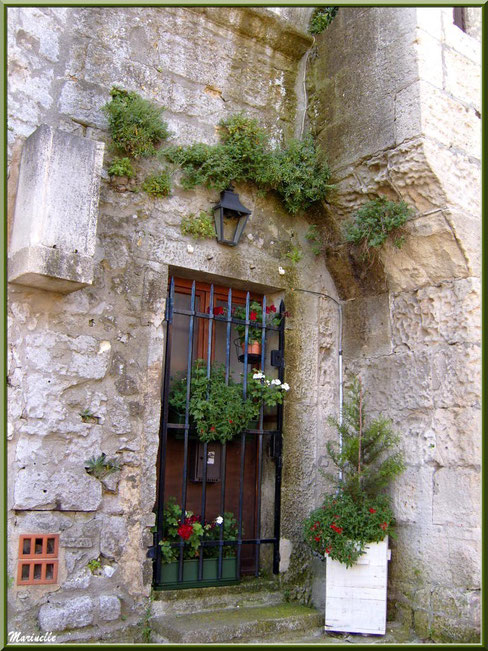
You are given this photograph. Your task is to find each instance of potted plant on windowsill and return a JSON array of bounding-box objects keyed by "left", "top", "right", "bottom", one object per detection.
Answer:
[
  {"left": 158, "top": 497, "right": 240, "bottom": 587},
  {"left": 231, "top": 301, "right": 285, "bottom": 362},
  {"left": 303, "top": 377, "right": 404, "bottom": 635}
]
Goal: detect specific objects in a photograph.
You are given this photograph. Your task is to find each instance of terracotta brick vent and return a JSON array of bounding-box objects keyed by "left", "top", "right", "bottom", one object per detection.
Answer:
[{"left": 17, "top": 534, "right": 59, "bottom": 585}]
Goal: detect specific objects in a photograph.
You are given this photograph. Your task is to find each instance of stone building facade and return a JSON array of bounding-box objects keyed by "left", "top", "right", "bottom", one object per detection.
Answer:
[{"left": 6, "top": 6, "right": 481, "bottom": 643}]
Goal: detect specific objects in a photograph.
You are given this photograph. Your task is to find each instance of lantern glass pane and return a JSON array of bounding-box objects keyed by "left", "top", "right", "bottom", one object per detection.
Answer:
[
  {"left": 213, "top": 207, "right": 223, "bottom": 241},
  {"left": 222, "top": 210, "right": 240, "bottom": 244}
]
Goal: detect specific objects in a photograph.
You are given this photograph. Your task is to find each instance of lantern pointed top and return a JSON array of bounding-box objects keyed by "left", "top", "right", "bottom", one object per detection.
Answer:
[{"left": 214, "top": 186, "right": 252, "bottom": 216}]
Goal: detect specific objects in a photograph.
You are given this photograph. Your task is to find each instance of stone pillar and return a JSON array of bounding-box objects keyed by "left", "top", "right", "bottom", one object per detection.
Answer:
[{"left": 308, "top": 7, "right": 481, "bottom": 642}]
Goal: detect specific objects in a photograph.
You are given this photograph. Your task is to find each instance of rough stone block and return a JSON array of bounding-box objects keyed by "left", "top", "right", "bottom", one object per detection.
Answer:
[
  {"left": 433, "top": 407, "right": 481, "bottom": 467},
  {"left": 343, "top": 293, "right": 392, "bottom": 359},
  {"left": 100, "top": 516, "right": 128, "bottom": 559},
  {"left": 98, "top": 595, "right": 121, "bottom": 621},
  {"left": 443, "top": 43, "right": 481, "bottom": 110},
  {"left": 390, "top": 466, "right": 434, "bottom": 524},
  {"left": 13, "top": 469, "right": 102, "bottom": 511},
  {"left": 9, "top": 125, "right": 104, "bottom": 293},
  {"left": 39, "top": 596, "right": 94, "bottom": 631},
  {"left": 433, "top": 468, "right": 480, "bottom": 527}
]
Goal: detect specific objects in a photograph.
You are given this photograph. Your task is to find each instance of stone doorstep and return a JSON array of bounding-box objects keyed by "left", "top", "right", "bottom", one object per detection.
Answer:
[
  {"left": 151, "top": 577, "right": 284, "bottom": 616},
  {"left": 150, "top": 602, "right": 324, "bottom": 644}
]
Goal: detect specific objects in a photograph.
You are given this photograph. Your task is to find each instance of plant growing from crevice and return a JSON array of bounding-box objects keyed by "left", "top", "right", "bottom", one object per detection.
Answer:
[
  {"left": 305, "top": 224, "right": 322, "bottom": 256},
  {"left": 108, "top": 157, "right": 135, "bottom": 178},
  {"left": 87, "top": 558, "right": 102, "bottom": 574},
  {"left": 286, "top": 244, "right": 303, "bottom": 266},
  {"left": 164, "top": 114, "right": 331, "bottom": 215},
  {"left": 180, "top": 211, "right": 215, "bottom": 240},
  {"left": 102, "top": 87, "right": 169, "bottom": 159},
  {"left": 343, "top": 196, "right": 414, "bottom": 257},
  {"left": 79, "top": 408, "right": 99, "bottom": 424},
  {"left": 309, "top": 7, "right": 338, "bottom": 34},
  {"left": 84, "top": 453, "right": 121, "bottom": 480},
  {"left": 139, "top": 594, "right": 154, "bottom": 643},
  {"left": 142, "top": 171, "right": 171, "bottom": 197}
]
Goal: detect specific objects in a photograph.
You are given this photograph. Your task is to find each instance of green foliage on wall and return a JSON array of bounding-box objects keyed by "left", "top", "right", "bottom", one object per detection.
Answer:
[
  {"left": 142, "top": 171, "right": 171, "bottom": 197},
  {"left": 180, "top": 211, "right": 215, "bottom": 240},
  {"left": 102, "top": 87, "right": 170, "bottom": 158},
  {"left": 309, "top": 7, "right": 338, "bottom": 34},
  {"left": 164, "top": 113, "right": 331, "bottom": 215},
  {"left": 107, "top": 157, "right": 135, "bottom": 178},
  {"left": 344, "top": 196, "right": 414, "bottom": 253}
]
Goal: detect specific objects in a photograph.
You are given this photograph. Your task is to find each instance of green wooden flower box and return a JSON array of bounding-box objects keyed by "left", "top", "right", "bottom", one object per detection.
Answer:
[{"left": 158, "top": 557, "right": 238, "bottom": 590}]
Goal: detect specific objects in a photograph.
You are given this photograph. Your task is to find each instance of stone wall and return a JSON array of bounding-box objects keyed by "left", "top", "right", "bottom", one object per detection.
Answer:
[
  {"left": 7, "top": 6, "right": 339, "bottom": 641},
  {"left": 308, "top": 7, "right": 481, "bottom": 642}
]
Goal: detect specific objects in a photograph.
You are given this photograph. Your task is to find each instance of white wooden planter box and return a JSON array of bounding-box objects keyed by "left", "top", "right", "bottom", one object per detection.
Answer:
[{"left": 325, "top": 538, "right": 390, "bottom": 635}]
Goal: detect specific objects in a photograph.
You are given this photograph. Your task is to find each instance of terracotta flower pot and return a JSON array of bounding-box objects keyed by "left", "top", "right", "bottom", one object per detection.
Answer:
[{"left": 241, "top": 342, "right": 261, "bottom": 357}]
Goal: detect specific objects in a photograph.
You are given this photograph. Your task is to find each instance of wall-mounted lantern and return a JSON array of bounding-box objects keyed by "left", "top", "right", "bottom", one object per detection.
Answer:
[{"left": 213, "top": 186, "right": 252, "bottom": 246}]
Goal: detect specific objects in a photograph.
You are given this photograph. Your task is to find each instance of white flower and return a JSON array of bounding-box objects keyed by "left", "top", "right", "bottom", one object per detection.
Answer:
[
  {"left": 278, "top": 266, "right": 286, "bottom": 275},
  {"left": 253, "top": 372, "right": 264, "bottom": 380},
  {"left": 215, "top": 516, "right": 224, "bottom": 525},
  {"left": 281, "top": 383, "right": 290, "bottom": 391},
  {"left": 271, "top": 378, "right": 281, "bottom": 385}
]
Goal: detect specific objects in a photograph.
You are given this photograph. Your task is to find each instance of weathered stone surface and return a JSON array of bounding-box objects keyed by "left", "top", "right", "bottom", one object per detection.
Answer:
[
  {"left": 433, "top": 407, "right": 481, "bottom": 467},
  {"left": 14, "top": 469, "right": 102, "bottom": 511},
  {"left": 343, "top": 293, "right": 392, "bottom": 359},
  {"left": 39, "top": 596, "right": 94, "bottom": 631},
  {"left": 99, "top": 516, "right": 127, "bottom": 559},
  {"left": 433, "top": 468, "right": 480, "bottom": 528},
  {"left": 98, "top": 595, "right": 121, "bottom": 621}
]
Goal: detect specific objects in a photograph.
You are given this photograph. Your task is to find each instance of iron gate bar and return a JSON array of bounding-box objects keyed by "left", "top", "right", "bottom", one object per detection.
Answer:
[
  {"left": 178, "top": 280, "right": 196, "bottom": 583},
  {"left": 154, "top": 277, "right": 285, "bottom": 588},
  {"left": 154, "top": 276, "right": 175, "bottom": 586},
  {"left": 198, "top": 284, "right": 214, "bottom": 582},
  {"left": 273, "top": 300, "right": 285, "bottom": 574}
]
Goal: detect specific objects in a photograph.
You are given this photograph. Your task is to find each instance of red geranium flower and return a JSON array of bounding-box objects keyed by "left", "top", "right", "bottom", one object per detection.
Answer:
[
  {"left": 380, "top": 522, "right": 388, "bottom": 530},
  {"left": 314, "top": 536, "right": 321, "bottom": 542},
  {"left": 266, "top": 305, "right": 277, "bottom": 314},
  {"left": 177, "top": 523, "right": 193, "bottom": 540},
  {"left": 325, "top": 547, "right": 331, "bottom": 554},
  {"left": 210, "top": 426, "right": 216, "bottom": 432},
  {"left": 331, "top": 524, "right": 343, "bottom": 534},
  {"left": 228, "top": 419, "right": 233, "bottom": 424},
  {"left": 250, "top": 311, "right": 257, "bottom": 321},
  {"left": 369, "top": 508, "right": 377, "bottom": 514},
  {"left": 213, "top": 306, "right": 224, "bottom": 315}
]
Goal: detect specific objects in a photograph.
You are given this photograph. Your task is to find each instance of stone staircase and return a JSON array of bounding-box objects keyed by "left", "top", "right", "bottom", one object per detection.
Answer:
[{"left": 149, "top": 577, "right": 324, "bottom": 644}]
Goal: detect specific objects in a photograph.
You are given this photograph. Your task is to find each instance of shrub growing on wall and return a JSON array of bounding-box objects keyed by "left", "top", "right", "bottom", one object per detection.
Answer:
[
  {"left": 164, "top": 113, "right": 331, "bottom": 215},
  {"left": 102, "top": 87, "right": 170, "bottom": 158}
]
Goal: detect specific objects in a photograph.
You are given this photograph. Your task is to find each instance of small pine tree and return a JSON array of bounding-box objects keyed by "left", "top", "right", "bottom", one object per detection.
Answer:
[{"left": 326, "top": 376, "right": 405, "bottom": 502}]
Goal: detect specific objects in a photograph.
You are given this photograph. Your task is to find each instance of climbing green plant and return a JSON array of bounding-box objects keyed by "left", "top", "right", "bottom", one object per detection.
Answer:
[
  {"left": 180, "top": 211, "right": 215, "bottom": 240},
  {"left": 309, "top": 7, "right": 338, "bottom": 34},
  {"left": 343, "top": 196, "right": 414, "bottom": 255},
  {"left": 286, "top": 245, "right": 303, "bottom": 265},
  {"left": 305, "top": 224, "right": 322, "bottom": 256},
  {"left": 164, "top": 113, "right": 331, "bottom": 215},
  {"left": 102, "top": 87, "right": 170, "bottom": 159},
  {"left": 142, "top": 171, "right": 171, "bottom": 197},
  {"left": 107, "top": 157, "right": 135, "bottom": 178}
]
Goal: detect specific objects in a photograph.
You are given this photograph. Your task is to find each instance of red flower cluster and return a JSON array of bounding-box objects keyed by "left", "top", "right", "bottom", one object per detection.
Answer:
[
  {"left": 177, "top": 523, "right": 193, "bottom": 540},
  {"left": 213, "top": 306, "right": 224, "bottom": 316},
  {"left": 314, "top": 535, "right": 320, "bottom": 542},
  {"left": 380, "top": 522, "right": 388, "bottom": 530},
  {"left": 265, "top": 305, "right": 277, "bottom": 314},
  {"left": 369, "top": 508, "right": 377, "bottom": 514},
  {"left": 325, "top": 547, "right": 331, "bottom": 554},
  {"left": 249, "top": 311, "right": 257, "bottom": 321},
  {"left": 330, "top": 523, "right": 343, "bottom": 534}
]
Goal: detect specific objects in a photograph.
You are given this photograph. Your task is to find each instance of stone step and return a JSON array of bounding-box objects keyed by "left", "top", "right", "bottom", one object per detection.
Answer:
[
  {"left": 151, "top": 576, "right": 284, "bottom": 616},
  {"left": 150, "top": 602, "right": 324, "bottom": 644}
]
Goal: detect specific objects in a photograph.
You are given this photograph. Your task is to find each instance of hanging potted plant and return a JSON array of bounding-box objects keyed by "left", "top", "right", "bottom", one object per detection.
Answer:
[
  {"left": 232, "top": 301, "right": 285, "bottom": 362},
  {"left": 303, "top": 377, "right": 404, "bottom": 635}
]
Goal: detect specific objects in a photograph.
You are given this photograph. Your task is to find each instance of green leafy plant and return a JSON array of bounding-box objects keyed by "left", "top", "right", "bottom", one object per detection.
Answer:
[
  {"left": 164, "top": 114, "right": 331, "bottom": 215},
  {"left": 79, "top": 408, "right": 99, "bottom": 424},
  {"left": 343, "top": 196, "right": 414, "bottom": 254},
  {"left": 84, "top": 453, "right": 121, "bottom": 480},
  {"left": 189, "top": 360, "right": 255, "bottom": 444},
  {"left": 309, "top": 7, "right": 338, "bottom": 34},
  {"left": 87, "top": 558, "right": 102, "bottom": 574},
  {"left": 158, "top": 497, "right": 239, "bottom": 563},
  {"left": 305, "top": 224, "right": 322, "bottom": 256},
  {"left": 102, "top": 87, "right": 169, "bottom": 159},
  {"left": 142, "top": 171, "right": 171, "bottom": 197},
  {"left": 303, "top": 377, "right": 404, "bottom": 567},
  {"left": 107, "top": 157, "right": 135, "bottom": 178},
  {"left": 286, "top": 245, "right": 303, "bottom": 265},
  {"left": 181, "top": 211, "right": 215, "bottom": 240}
]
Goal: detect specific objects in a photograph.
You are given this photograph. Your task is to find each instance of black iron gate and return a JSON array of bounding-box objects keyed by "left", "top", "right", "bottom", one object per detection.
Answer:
[{"left": 152, "top": 277, "right": 285, "bottom": 589}]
